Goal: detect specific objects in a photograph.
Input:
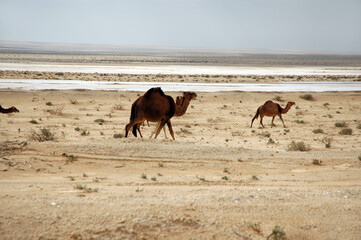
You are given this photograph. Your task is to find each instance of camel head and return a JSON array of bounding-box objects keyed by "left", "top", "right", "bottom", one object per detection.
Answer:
[
  {"left": 182, "top": 92, "right": 197, "bottom": 100},
  {"left": 287, "top": 101, "right": 296, "bottom": 107},
  {"left": 11, "top": 106, "right": 20, "bottom": 113}
]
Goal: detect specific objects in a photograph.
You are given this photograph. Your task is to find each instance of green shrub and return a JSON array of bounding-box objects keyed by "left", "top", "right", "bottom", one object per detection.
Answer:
[
  {"left": 335, "top": 121, "right": 347, "bottom": 127},
  {"left": 287, "top": 141, "right": 310, "bottom": 151},
  {"left": 339, "top": 128, "right": 352, "bottom": 135},
  {"left": 29, "top": 128, "right": 55, "bottom": 142},
  {"left": 300, "top": 94, "right": 314, "bottom": 101},
  {"left": 312, "top": 128, "right": 324, "bottom": 134}
]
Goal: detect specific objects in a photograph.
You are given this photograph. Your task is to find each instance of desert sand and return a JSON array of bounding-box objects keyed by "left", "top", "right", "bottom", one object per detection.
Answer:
[{"left": 0, "top": 80, "right": 360, "bottom": 239}]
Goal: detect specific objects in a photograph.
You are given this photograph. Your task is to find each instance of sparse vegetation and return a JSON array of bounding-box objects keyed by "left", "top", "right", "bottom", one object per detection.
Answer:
[
  {"left": 358, "top": 155, "right": 361, "bottom": 161},
  {"left": 141, "top": 173, "right": 147, "bottom": 179},
  {"left": 45, "top": 101, "right": 52, "bottom": 106},
  {"left": 294, "top": 120, "right": 304, "bottom": 124},
  {"left": 30, "top": 119, "right": 38, "bottom": 124},
  {"left": 94, "top": 118, "right": 105, "bottom": 124},
  {"left": 267, "top": 138, "right": 275, "bottom": 144},
  {"left": 252, "top": 175, "right": 259, "bottom": 180},
  {"left": 46, "top": 107, "right": 64, "bottom": 116},
  {"left": 222, "top": 176, "right": 229, "bottom": 180},
  {"left": 112, "top": 104, "right": 124, "bottom": 110},
  {"left": 267, "top": 225, "right": 287, "bottom": 240},
  {"left": 312, "top": 128, "right": 324, "bottom": 134},
  {"left": 62, "top": 153, "right": 78, "bottom": 163},
  {"left": 322, "top": 137, "right": 332, "bottom": 148},
  {"left": 312, "top": 159, "right": 322, "bottom": 165},
  {"left": 357, "top": 123, "right": 361, "bottom": 129},
  {"left": 113, "top": 133, "right": 123, "bottom": 138},
  {"left": 334, "top": 121, "right": 347, "bottom": 127},
  {"left": 273, "top": 96, "right": 284, "bottom": 102},
  {"left": 196, "top": 175, "right": 206, "bottom": 181},
  {"left": 287, "top": 141, "right": 310, "bottom": 151},
  {"left": 69, "top": 99, "right": 78, "bottom": 104},
  {"left": 158, "top": 162, "right": 164, "bottom": 167},
  {"left": 300, "top": 94, "right": 314, "bottom": 101},
  {"left": 339, "top": 128, "right": 352, "bottom": 135},
  {"left": 151, "top": 176, "right": 157, "bottom": 181},
  {"left": 29, "top": 128, "right": 55, "bottom": 142},
  {"left": 248, "top": 223, "right": 262, "bottom": 234},
  {"left": 74, "top": 184, "right": 98, "bottom": 193},
  {"left": 81, "top": 129, "right": 90, "bottom": 136}
]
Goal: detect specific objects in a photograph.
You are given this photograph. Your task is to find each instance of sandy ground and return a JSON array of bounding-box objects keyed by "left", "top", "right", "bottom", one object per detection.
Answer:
[{"left": 0, "top": 82, "right": 360, "bottom": 240}]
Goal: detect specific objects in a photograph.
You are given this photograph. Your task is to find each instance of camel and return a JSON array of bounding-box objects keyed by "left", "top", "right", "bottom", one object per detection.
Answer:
[
  {"left": 149, "top": 92, "right": 197, "bottom": 138},
  {"left": 251, "top": 100, "right": 295, "bottom": 128},
  {"left": 0, "top": 105, "right": 19, "bottom": 114},
  {"left": 125, "top": 87, "right": 176, "bottom": 140}
]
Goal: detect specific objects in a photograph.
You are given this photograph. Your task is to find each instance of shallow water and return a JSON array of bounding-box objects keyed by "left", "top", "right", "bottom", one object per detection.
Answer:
[
  {"left": 1, "top": 79, "right": 360, "bottom": 92},
  {"left": 1, "top": 62, "right": 361, "bottom": 75}
]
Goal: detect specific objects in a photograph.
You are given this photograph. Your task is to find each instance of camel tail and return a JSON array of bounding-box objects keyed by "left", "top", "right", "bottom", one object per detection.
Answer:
[
  {"left": 130, "top": 99, "right": 140, "bottom": 137},
  {"left": 251, "top": 107, "right": 260, "bottom": 127}
]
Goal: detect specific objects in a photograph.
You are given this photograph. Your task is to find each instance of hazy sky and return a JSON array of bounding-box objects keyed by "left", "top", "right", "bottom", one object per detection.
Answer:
[{"left": 0, "top": 0, "right": 360, "bottom": 52}]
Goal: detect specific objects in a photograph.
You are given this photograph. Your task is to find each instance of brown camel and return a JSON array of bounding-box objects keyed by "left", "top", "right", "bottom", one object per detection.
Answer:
[
  {"left": 251, "top": 100, "right": 295, "bottom": 128},
  {"left": 149, "top": 92, "right": 197, "bottom": 138},
  {"left": 0, "top": 105, "right": 19, "bottom": 114},
  {"left": 125, "top": 87, "right": 176, "bottom": 140}
]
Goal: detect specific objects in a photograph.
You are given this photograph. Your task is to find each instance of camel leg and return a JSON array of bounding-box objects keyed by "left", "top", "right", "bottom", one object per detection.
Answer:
[
  {"left": 137, "top": 124, "right": 143, "bottom": 138},
  {"left": 154, "top": 119, "right": 168, "bottom": 139},
  {"left": 163, "top": 125, "right": 168, "bottom": 139},
  {"left": 260, "top": 116, "right": 265, "bottom": 128},
  {"left": 166, "top": 121, "right": 175, "bottom": 140},
  {"left": 125, "top": 122, "right": 136, "bottom": 138},
  {"left": 271, "top": 116, "right": 276, "bottom": 127},
  {"left": 279, "top": 114, "right": 286, "bottom": 128},
  {"left": 150, "top": 122, "right": 161, "bottom": 138}
]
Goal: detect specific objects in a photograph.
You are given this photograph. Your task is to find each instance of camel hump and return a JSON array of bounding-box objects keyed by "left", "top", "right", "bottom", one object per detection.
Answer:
[
  {"left": 264, "top": 100, "right": 273, "bottom": 105},
  {"left": 144, "top": 87, "right": 165, "bottom": 98}
]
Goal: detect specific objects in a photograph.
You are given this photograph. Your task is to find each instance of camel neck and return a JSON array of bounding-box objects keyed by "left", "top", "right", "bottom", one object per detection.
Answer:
[
  {"left": 282, "top": 104, "right": 292, "bottom": 114},
  {"left": 175, "top": 97, "right": 191, "bottom": 116}
]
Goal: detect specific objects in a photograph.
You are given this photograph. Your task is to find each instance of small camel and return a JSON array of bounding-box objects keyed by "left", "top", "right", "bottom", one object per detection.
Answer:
[
  {"left": 251, "top": 100, "right": 295, "bottom": 128},
  {"left": 0, "top": 105, "right": 19, "bottom": 114},
  {"left": 149, "top": 92, "right": 197, "bottom": 138},
  {"left": 125, "top": 87, "right": 176, "bottom": 140}
]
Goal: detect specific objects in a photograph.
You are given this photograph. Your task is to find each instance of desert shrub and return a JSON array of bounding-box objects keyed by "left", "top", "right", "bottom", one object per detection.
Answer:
[
  {"left": 300, "top": 94, "right": 314, "bottom": 101},
  {"left": 69, "top": 99, "right": 78, "bottom": 104},
  {"left": 113, "top": 133, "right": 123, "bottom": 138},
  {"left": 273, "top": 96, "right": 284, "bottom": 102},
  {"left": 94, "top": 119, "right": 105, "bottom": 125},
  {"left": 312, "top": 128, "right": 324, "bottom": 134},
  {"left": 29, "top": 128, "right": 55, "bottom": 142},
  {"left": 30, "top": 119, "right": 38, "bottom": 124},
  {"left": 339, "top": 128, "right": 352, "bottom": 135},
  {"left": 334, "top": 121, "right": 347, "bottom": 127},
  {"left": 112, "top": 104, "right": 123, "bottom": 110},
  {"left": 287, "top": 141, "right": 310, "bottom": 151},
  {"left": 294, "top": 120, "right": 304, "bottom": 124},
  {"left": 322, "top": 137, "right": 332, "bottom": 148},
  {"left": 356, "top": 123, "right": 361, "bottom": 129},
  {"left": 74, "top": 184, "right": 98, "bottom": 193},
  {"left": 46, "top": 107, "right": 64, "bottom": 116},
  {"left": 267, "top": 225, "right": 286, "bottom": 240},
  {"left": 46, "top": 102, "right": 52, "bottom": 106},
  {"left": 358, "top": 155, "right": 361, "bottom": 161}
]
